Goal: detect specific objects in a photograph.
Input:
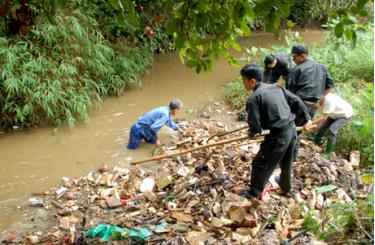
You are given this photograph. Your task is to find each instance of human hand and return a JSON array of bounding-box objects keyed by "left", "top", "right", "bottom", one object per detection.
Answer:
[
  {"left": 155, "top": 139, "right": 161, "bottom": 148},
  {"left": 247, "top": 130, "right": 256, "bottom": 140},
  {"left": 303, "top": 120, "right": 314, "bottom": 131}
]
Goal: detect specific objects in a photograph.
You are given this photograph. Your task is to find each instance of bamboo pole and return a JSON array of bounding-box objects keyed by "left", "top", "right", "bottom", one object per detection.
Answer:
[
  {"left": 296, "top": 126, "right": 303, "bottom": 132},
  {"left": 131, "top": 126, "right": 305, "bottom": 165},
  {"left": 207, "top": 125, "right": 248, "bottom": 141},
  {"left": 131, "top": 135, "right": 251, "bottom": 165},
  {"left": 175, "top": 125, "right": 248, "bottom": 146}
]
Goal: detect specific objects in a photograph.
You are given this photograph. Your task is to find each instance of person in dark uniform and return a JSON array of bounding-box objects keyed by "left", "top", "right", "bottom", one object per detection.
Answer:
[
  {"left": 288, "top": 44, "right": 335, "bottom": 118},
  {"left": 240, "top": 64, "right": 311, "bottom": 199},
  {"left": 288, "top": 44, "right": 336, "bottom": 160},
  {"left": 237, "top": 53, "right": 291, "bottom": 122},
  {"left": 263, "top": 53, "right": 292, "bottom": 84}
]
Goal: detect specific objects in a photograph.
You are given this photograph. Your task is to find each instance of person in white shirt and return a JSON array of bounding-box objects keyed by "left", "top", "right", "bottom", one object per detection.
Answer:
[{"left": 307, "top": 92, "right": 353, "bottom": 157}]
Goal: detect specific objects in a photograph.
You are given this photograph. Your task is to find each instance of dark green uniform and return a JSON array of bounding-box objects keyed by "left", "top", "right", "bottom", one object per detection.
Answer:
[
  {"left": 244, "top": 83, "right": 310, "bottom": 199},
  {"left": 263, "top": 53, "right": 292, "bottom": 84}
]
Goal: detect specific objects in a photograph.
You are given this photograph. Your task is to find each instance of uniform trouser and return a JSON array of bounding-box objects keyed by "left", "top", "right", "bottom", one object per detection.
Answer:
[
  {"left": 293, "top": 105, "right": 317, "bottom": 161},
  {"left": 247, "top": 123, "right": 296, "bottom": 198},
  {"left": 316, "top": 117, "right": 350, "bottom": 143}
]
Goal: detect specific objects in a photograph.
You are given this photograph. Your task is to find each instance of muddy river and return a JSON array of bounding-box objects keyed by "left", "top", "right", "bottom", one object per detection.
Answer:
[{"left": 0, "top": 30, "right": 325, "bottom": 232}]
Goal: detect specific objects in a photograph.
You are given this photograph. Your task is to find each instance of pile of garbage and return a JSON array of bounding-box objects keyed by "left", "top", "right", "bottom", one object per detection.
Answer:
[{"left": 3, "top": 110, "right": 370, "bottom": 244}]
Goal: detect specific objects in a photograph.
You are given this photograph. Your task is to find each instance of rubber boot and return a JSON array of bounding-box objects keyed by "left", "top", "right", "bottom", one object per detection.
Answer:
[
  {"left": 313, "top": 134, "right": 323, "bottom": 146},
  {"left": 322, "top": 140, "right": 335, "bottom": 158}
]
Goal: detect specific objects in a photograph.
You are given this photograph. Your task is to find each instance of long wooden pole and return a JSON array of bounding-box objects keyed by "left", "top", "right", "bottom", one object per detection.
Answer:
[
  {"left": 175, "top": 125, "right": 248, "bottom": 146},
  {"left": 131, "top": 126, "right": 305, "bottom": 165},
  {"left": 207, "top": 125, "right": 248, "bottom": 141},
  {"left": 296, "top": 126, "right": 303, "bottom": 132},
  {"left": 131, "top": 135, "right": 251, "bottom": 165}
]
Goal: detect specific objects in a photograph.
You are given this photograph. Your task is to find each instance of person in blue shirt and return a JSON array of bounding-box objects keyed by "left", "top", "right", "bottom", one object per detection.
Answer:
[{"left": 127, "top": 99, "right": 183, "bottom": 149}]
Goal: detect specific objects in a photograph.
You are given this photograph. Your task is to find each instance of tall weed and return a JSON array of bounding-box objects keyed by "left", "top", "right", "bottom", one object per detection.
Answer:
[{"left": 223, "top": 77, "right": 248, "bottom": 109}]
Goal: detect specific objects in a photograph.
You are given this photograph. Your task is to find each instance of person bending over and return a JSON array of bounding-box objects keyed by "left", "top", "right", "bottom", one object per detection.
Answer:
[
  {"left": 307, "top": 92, "right": 353, "bottom": 158},
  {"left": 127, "top": 99, "right": 183, "bottom": 149},
  {"left": 263, "top": 52, "right": 292, "bottom": 84}
]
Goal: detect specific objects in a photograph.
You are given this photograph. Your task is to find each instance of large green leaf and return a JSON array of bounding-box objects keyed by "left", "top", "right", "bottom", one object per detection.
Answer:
[
  {"left": 334, "top": 22, "right": 344, "bottom": 37},
  {"left": 315, "top": 184, "right": 337, "bottom": 194},
  {"left": 342, "top": 16, "right": 357, "bottom": 25}
]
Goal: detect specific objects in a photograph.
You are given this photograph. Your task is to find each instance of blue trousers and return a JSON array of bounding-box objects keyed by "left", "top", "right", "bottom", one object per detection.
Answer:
[{"left": 127, "top": 124, "right": 157, "bottom": 149}]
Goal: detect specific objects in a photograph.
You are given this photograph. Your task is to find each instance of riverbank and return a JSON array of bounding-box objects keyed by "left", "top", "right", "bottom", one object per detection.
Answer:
[
  {"left": 0, "top": 30, "right": 327, "bottom": 232},
  {"left": 2, "top": 102, "right": 372, "bottom": 244}
]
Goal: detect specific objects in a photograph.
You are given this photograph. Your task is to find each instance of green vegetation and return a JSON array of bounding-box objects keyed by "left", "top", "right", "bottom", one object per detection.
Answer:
[
  {"left": 72, "top": 1, "right": 173, "bottom": 54},
  {"left": 335, "top": 83, "right": 374, "bottom": 167},
  {"left": 166, "top": 0, "right": 370, "bottom": 72},
  {"left": 0, "top": 0, "right": 372, "bottom": 131},
  {"left": 1, "top": 1, "right": 371, "bottom": 73},
  {"left": 223, "top": 77, "right": 246, "bottom": 109},
  {"left": 0, "top": 8, "right": 154, "bottom": 130},
  {"left": 312, "top": 24, "right": 374, "bottom": 85},
  {"left": 301, "top": 26, "right": 373, "bottom": 168},
  {"left": 224, "top": 27, "right": 374, "bottom": 168},
  {"left": 302, "top": 194, "right": 374, "bottom": 243},
  {"left": 0, "top": 0, "right": 178, "bottom": 130}
]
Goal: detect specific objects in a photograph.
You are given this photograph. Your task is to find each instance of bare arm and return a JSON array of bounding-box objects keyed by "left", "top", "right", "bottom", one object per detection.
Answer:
[
  {"left": 312, "top": 114, "right": 329, "bottom": 126},
  {"left": 305, "top": 114, "right": 328, "bottom": 131}
]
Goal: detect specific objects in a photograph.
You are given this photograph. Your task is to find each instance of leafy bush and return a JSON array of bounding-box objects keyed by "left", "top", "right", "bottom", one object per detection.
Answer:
[
  {"left": 335, "top": 83, "right": 374, "bottom": 168},
  {"left": 310, "top": 26, "right": 374, "bottom": 168},
  {"left": 288, "top": 0, "right": 332, "bottom": 27},
  {"left": 302, "top": 194, "right": 374, "bottom": 243},
  {"left": 73, "top": 0, "right": 173, "bottom": 54},
  {"left": 311, "top": 26, "right": 374, "bottom": 85},
  {"left": 0, "top": 10, "right": 153, "bottom": 130}
]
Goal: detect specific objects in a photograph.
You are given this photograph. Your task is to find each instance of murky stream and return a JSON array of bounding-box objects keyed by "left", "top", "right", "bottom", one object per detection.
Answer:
[{"left": 0, "top": 30, "right": 325, "bottom": 232}]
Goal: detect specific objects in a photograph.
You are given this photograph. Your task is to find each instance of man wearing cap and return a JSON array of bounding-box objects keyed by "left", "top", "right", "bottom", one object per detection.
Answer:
[
  {"left": 240, "top": 64, "right": 311, "bottom": 199},
  {"left": 263, "top": 53, "right": 292, "bottom": 84},
  {"left": 288, "top": 44, "right": 335, "bottom": 118},
  {"left": 127, "top": 99, "right": 183, "bottom": 149},
  {"left": 288, "top": 44, "right": 335, "bottom": 160}
]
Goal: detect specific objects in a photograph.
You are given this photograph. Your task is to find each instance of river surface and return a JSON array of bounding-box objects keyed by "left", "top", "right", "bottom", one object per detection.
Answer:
[{"left": 0, "top": 30, "right": 325, "bottom": 232}]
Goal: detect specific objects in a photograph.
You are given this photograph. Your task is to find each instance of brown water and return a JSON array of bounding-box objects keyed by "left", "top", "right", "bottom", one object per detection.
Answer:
[{"left": 0, "top": 30, "right": 325, "bottom": 232}]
